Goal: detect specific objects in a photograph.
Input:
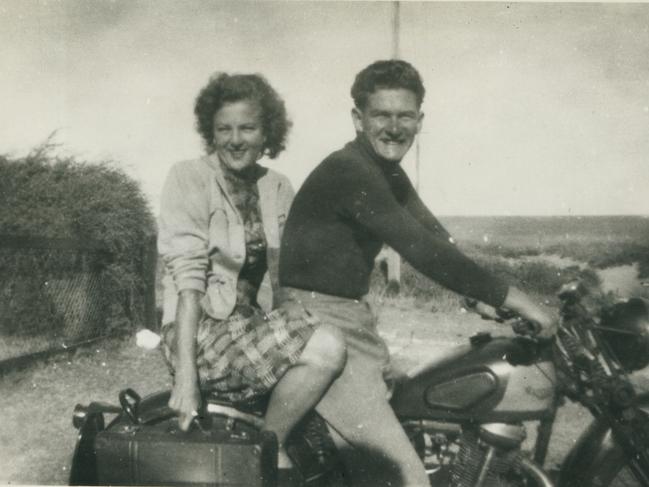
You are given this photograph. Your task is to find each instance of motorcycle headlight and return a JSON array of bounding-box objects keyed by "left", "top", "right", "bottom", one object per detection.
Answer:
[{"left": 599, "top": 297, "right": 649, "bottom": 372}]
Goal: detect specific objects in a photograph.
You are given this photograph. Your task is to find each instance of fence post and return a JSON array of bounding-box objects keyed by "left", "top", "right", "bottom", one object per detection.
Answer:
[
  {"left": 385, "top": 247, "right": 401, "bottom": 285},
  {"left": 142, "top": 235, "right": 158, "bottom": 330}
]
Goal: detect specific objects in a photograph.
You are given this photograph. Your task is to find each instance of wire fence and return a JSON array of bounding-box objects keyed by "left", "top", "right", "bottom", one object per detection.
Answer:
[{"left": 0, "top": 235, "right": 157, "bottom": 370}]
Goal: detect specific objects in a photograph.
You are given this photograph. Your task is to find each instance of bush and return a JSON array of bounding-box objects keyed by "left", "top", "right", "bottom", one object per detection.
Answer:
[
  {"left": 369, "top": 250, "right": 602, "bottom": 312},
  {"left": 0, "top": 141, "right": 156, "bottom": 337},
  {"left": 370, "top": 261, "right": 464, "bottom": 312}
]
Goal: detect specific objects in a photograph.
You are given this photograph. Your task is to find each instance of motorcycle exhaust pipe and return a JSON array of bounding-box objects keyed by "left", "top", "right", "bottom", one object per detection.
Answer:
[
  {"left": 518, "top": 456, "right": 555, "bottom": 487},
  {"left": 474, "top": 446, "right": 496, "bottom": 487},
  {"left": 475, "top": 450, "right": 554, "bottom": 487}
]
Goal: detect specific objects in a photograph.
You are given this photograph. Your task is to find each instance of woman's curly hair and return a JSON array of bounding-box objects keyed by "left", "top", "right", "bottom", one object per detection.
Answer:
[{"left": 194, "top": 73, "right": 291, "bottom": 159}]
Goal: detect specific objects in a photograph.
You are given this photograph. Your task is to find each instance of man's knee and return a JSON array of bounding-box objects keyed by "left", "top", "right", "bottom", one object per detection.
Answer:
[{"left": 301, "top": 324, "right": 347, "bottom": 375}]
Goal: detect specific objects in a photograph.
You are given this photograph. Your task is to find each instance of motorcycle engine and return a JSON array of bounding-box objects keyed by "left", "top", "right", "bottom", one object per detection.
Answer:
[{"left": 450, "top": 424, "right": 526, "bottom": 487}]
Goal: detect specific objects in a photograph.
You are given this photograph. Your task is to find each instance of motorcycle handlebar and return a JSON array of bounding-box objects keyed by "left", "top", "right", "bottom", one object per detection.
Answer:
[
  {"left": 510, "top": 318, "right": 543, "bottom": 337},
  {"left": 462, "top": 298, "right": 547, "bottom": 340},
  {"left": 463, "top": 298, "right": 516, "bottom": 323}
]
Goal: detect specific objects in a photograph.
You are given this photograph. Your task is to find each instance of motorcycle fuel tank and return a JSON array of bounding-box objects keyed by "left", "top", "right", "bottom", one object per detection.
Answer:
[{"left": 390, "top": 334, "right": 556, "bottom": 423}]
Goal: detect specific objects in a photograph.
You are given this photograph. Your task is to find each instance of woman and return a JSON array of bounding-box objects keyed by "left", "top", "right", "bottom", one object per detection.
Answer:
[{"left": 158, "top": 73, "right": 346, "bottom": 469}]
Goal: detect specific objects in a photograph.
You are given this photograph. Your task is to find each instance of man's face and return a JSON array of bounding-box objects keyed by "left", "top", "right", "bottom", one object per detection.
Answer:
[{"left": 352, "top": 88, "right": 423, "bottom": 162}]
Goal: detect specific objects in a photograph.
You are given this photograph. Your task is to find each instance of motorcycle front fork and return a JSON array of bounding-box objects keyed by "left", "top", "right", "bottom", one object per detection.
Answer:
[{"left": 533, "top": 399, "right": 560, "bottom": 467}]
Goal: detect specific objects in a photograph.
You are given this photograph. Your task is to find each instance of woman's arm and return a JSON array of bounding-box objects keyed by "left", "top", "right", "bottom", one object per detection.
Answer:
[
  {"left": 269, "top": 174, "right": 295, "bottom": 308},
  {"left": 169, "top": 289, "right": 203, "bottom": 431},
  {"left": 158, "top": 162, "right": 211, "bottom": 430},
  {"left": 158, "top": 162, "right": 210, "bottom": 295}
]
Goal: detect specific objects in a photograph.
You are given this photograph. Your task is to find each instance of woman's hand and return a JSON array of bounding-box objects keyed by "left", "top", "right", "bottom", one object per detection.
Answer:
[
  {"left": 502, "top": 287, "right": 558, "bottom": 339},
  {"left": 169, "top": 372, "right": 201, "bottom": 431}
]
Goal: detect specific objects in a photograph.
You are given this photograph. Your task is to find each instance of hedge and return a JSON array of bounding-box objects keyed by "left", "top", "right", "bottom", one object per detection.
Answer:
[{"left": 0, "top": 141, "right": 156, "bottom": 338}]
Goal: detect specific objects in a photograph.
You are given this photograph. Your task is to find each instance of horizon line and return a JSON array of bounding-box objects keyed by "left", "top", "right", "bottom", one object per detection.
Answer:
[{"left": 436, "top": 214, "right": 649, "bottom": 218}]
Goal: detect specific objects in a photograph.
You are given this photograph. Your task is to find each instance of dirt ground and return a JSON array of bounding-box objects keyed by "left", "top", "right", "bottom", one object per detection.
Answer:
[{"left": 1, "top": 299, "right": 647, "bottom": 484}]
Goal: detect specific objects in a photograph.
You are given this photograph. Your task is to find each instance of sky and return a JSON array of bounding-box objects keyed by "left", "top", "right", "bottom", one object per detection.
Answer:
[{"left": 1, "top": 0, "right": 648, "bottom": 216}]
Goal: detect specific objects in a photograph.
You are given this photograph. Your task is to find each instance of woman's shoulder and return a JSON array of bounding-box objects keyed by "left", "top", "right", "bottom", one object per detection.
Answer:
[
  {"left": 165, "top": 155, "right": 216, "bottom": 185},
  {"left": 257, "top": 164, "right": 291, "bottom": 187},
  {"left": 170, "top": 155, "right": 215, "bottom": 175}
]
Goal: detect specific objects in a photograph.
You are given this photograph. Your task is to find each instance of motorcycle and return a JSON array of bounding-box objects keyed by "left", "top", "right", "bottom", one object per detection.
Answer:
[{"left": 70, "top": 280, "right": 649, "bottom": 486}]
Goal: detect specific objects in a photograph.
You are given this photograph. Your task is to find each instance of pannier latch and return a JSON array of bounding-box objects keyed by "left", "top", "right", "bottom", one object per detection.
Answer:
[{"left": 119, "top": 388, "right": 142, "bottom": 425}]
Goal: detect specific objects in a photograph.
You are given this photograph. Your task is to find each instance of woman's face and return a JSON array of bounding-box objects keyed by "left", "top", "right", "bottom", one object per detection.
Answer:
[{"left": 213, "top": 100, "right": 266, "bottom": 172}]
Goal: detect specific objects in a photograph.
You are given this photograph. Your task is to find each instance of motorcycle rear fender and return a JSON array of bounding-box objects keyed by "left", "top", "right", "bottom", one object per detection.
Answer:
[{"left": 557, "top": 391, "right": 649, "bottom": 487}]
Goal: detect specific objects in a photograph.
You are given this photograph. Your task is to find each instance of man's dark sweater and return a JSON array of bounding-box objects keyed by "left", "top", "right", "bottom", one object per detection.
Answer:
[{"left": 279, "top": 135, "right": 509, "bottom": 308}]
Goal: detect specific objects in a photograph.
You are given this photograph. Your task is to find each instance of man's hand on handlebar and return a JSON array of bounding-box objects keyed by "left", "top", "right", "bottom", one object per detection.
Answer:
[
  {"left": 501, "top": 286, "right": 558, "bottom": 339},
  {"left": 463, "top": 299, "right": 501, "bottom": 321},
  {"left": 463, "top": 288, "right": 558, "bottom": 340}
]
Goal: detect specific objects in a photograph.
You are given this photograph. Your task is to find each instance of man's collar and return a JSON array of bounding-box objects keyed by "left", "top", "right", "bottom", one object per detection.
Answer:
[{"left": 353, "top": 133, "right": 402, "bottom": 168}]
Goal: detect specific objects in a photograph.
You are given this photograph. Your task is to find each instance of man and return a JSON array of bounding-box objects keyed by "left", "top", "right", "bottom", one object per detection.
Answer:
[{"left": 278, "top": 59, "right": 554, "bottom": 486}]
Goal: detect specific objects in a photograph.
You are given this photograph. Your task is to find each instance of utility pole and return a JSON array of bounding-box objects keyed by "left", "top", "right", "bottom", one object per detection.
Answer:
[
  {"left": 384, "top": 1, "right": 403, "bottom": 292},
  {"left": 392, "top": 1, "right": 400, "bottom": 59},
  {"left": 391, "top": 1, "right": 420, "bottom": 193}
]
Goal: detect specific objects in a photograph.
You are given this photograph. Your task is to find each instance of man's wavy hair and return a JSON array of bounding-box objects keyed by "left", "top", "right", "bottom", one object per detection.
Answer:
[
  {"left": 351, "top": 60, "right": 425, "bottom": 110},
  {"left": 194, "top": 73, "right": 291, "bottom": 159}
]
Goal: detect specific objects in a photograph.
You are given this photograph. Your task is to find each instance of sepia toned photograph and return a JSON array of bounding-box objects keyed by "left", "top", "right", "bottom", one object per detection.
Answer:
[{"left": 1, "top": 1, "right": 648, "bottom": 486}]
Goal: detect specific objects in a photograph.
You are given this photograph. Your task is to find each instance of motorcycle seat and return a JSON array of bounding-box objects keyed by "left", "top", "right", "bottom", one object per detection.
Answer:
[
  {"left": 123, "top": 390, "right": 268, "bottom": 428},
  {"left": 204, "top": 393, "right": 269, "bottom": 417}
]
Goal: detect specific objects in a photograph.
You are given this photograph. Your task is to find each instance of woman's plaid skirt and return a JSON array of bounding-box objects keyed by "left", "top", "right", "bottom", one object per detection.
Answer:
[{"left": 160, "top": 304, "right": 319, "bottom": 403}]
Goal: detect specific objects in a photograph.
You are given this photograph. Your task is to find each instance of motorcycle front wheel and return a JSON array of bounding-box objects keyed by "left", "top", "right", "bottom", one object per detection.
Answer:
[
  {"left": 590, "top": 449, "right": 649, "bottom": 487},
  {"left": 609, "top": 466, "right": 644, "bottom": 487}
]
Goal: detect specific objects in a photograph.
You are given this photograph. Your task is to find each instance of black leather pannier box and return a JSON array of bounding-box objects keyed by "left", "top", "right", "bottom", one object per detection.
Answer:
[{"left": 70, "top": 389, "right": 277, "bottom": 487}]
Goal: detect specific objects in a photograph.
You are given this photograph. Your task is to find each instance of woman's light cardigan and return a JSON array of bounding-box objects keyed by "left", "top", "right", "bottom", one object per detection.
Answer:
[{"left": 158, "top": 154, "right": 294, "bottom": 324}]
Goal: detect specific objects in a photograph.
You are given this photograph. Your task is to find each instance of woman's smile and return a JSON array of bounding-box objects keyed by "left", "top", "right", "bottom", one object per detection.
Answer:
[{"left": 229, "top": 148, "right": 248, "bottom": 159}]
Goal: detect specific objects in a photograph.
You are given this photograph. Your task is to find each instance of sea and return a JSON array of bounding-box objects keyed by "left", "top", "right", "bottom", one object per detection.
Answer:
[
  {"left": 437, "top": 215, "right": 649, "bottom": 296},
  {"left": 437, "top": 215, "right": 649, "bottom": 247}
]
